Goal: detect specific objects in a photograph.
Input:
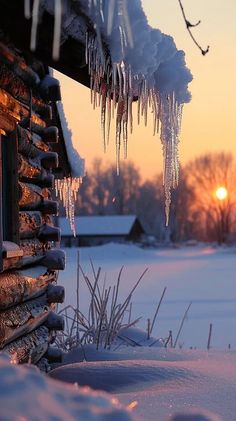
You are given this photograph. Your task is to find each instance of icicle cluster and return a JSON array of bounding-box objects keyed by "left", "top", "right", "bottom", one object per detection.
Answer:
[
  {"left": 25, "top": 0, "right": 192, "bottom": 225},
  {"left": 55, "top": 178, "right": 82, "bottom": 237},
  {"left": 86, "top": 33, "right": 184, "bottom": 223}
]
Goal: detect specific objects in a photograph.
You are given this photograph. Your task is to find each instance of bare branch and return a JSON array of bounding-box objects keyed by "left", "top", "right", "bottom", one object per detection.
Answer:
[{"left": 178, "top": 0, "right": 209, "bottom": 56}]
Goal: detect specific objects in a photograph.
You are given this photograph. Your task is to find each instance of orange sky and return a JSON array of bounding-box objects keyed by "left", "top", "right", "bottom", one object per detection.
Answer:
[{"left": 56, "top": 0, "right": 236, "bottom": 180}]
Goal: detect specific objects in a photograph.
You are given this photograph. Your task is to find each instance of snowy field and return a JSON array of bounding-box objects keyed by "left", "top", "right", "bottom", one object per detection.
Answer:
[
  {"left": 2, "top": 243, "right": 236, "bottom": 421},
  {"left": 59, "top": 243, "right": 236, "bottom": 350}
]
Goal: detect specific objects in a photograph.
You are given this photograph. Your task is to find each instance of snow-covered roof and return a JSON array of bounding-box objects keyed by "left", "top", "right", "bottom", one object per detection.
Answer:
[{"left": 58, "top": 215, "right": 141, "bottom": 237}]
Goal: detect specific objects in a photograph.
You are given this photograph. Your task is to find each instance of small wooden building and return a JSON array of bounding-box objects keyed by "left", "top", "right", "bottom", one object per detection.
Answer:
[
  {"left": 0, "top": 1, "right": 92, "bottom": 366},
  {"left": 58, "top": 215, "right": 145, "bottom": 247}
]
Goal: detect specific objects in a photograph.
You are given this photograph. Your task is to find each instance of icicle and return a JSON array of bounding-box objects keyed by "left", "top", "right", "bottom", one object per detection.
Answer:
[
  {"left": 85, "top": 13, "right": 184, "bottom": 228},
  {"left": 159, "top": 93, "right": 183, "bottom": 226},
  {"left": 52, "top": 0, "right": 62, "bottom": 61},
  {"left": 106, "top": 94, "right": 112, "bottom": 145},
  {"left": 30, "top": 0, "right": 40, "bottom": 52},
  {"left": 107, "top": 0, "right": 115, "bottom": 36},
  {"left": 24, "top": 0, "right": 31, "bottom": 19},
  {"left": 101, "top": 81, "right": 107, "bottom": 152},
  {"left": 54, "top": 177, "right": 81, "bottom": 237}
]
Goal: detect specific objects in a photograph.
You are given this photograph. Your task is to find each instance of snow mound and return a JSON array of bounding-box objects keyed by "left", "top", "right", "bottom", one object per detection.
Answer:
[
  {"left": 49, "top": 359, "right": 198, "bottom": 393},
  {"left": 0, "top": 353, "right": 134, "bottom": 421}
]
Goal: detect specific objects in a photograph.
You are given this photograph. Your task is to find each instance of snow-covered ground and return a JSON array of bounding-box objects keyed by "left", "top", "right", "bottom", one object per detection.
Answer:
[
  {"left": 47, "top": 243, "right": 236, "bottom": 420},
  {"left": 59, "top": 243, "right": 236, "bottom": 350},
  {"left": 2, "top": 243, "right": 236, "bottom": 421}
]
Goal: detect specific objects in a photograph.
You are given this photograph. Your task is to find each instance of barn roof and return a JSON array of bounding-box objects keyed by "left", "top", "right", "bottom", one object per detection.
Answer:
[{"left": 58, "top": 215, "right": 144, "bottom": 237}]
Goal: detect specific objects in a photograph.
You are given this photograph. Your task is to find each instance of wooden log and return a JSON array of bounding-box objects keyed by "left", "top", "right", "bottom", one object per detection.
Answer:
[
  {"left": 2, "top": 241, "right": 23, "bottom": 272},
  {"left": 19, "top": 211, "right": 43, "bottom": 239},
  {"left": 32, "top": 134, "right": 50, "bottom": 152},
  {"left": 3, "top": 325, "right": 49, "bottom": 364},
  {"left": 0, "top": 42, "right": 39, "bottom": 87},
  {"left": 47, "top": 285, "right": 65, "bottom": 304},
  {"left": 45, "top": 312, "right": 64, "bottom": 331},
  {"left": 29, "top": 125, "right": 59, "bottom": 143},
  {"left": 0, "top": 107, "right": 16, "bottom": 132},
  {"left": 39, "top": 75, "right": 61, "bottom": 102},
  {"left": 0, "top": 295, "right": 51, "bottom": 349},
  {"left": 20, "top": 238, "right": 48, "bottom": 257},
  {"left": 18, "top": 154, "right": 55, "bottom": 188},
  {"left": 21, "top": 249, "right": 65, "bottom": 271},
  {"left": 45, "top": 346, "right": 64, "bottom": 363},
  {"left": 0, "top": 267, "right": 57, "bottom": 310},
  {"left": 17, "top": 126, "right": 59, "bottom": 169},
  {"left": 41, "top": 249, "right": 65, "bottom": 270},
  {"left": 18, "top": 182, "right": 50, "bottom": 209},
  {"left": 38, "top": 225, "right": 61, "bottom": 243},
  {"left": 19, "top": 211, "right": 52, "bottom": 239},
  {"left": 0, "top": 88, "right": 46, "bottom": 128}
]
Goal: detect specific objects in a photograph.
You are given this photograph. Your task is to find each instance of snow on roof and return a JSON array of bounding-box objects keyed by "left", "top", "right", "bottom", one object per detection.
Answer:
[
  {"left": 56, "top": 101, "right": 85, "bottom": 178},
  {"left": 58, "top": 215, "right": 139, "bottom": 237}
]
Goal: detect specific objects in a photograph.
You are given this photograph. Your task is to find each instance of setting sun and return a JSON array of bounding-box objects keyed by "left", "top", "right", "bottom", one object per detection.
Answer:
[{"left": 215, "top": 186, "right": 228, "bottom": 201}]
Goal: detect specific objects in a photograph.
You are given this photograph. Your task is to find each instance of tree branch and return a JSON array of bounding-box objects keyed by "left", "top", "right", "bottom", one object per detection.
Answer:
[{"left": 178, "top": 0, "right": 209, "bottom": 56}]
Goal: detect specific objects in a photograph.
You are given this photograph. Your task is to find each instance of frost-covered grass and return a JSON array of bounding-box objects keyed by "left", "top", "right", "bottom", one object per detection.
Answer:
[
  {"left": 56, "top": 262, "right": 148, "bottom": 351},
  {"left": 58, "top": 243, "right": 236, "bottom": 350}
]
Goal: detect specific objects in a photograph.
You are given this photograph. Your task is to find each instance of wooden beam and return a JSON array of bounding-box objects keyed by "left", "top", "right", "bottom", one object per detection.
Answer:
[
  {"left": 0, "top": 88, "right": 46, "bottom": 128},
  {"left": 0, "top": 267, "right": 57, "bottom": 310},
  {"left": 3, "top": 325, "right": 50, "bottom": 364},
  {"left": 1, "top": 132, "right": 19, "bottom": 244},
  {"left": 0, "top": 294, "right": 51, "bottom": 349}
]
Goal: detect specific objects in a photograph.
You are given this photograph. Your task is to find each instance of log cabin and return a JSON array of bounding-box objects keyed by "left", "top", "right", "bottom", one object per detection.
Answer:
[{"left": 0, "top": 0, "right": 94, "bottom": 367}]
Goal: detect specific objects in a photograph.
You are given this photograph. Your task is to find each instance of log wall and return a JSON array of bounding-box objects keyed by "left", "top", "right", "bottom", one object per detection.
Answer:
[{"left": 0, "top": 40, "right": 66, "bottom": 366}]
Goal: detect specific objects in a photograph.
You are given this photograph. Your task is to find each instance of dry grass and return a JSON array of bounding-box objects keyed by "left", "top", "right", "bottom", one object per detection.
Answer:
[{"left": 55, "top": 261, "right": 148, "bottom": 351}]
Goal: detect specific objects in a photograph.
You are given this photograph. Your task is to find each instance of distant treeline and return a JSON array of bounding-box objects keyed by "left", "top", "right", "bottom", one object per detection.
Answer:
[{"left": 70, "top": 152, "right": 236, "bottom": 244}]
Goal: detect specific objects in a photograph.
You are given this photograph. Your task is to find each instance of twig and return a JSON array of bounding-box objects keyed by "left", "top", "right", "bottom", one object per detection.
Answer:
[
  {"left": 147, "top": 318, "right": 151, "bottom": 340},
  {"left": 177, "top": 0, "right": 209, "bottom": 56},
  {"left": 150, "top": 287, "right": 167, "bottom": 335},
  {"left": 164, "top": 330, "right": 173, "bottom": 348},
  {"left": 173, "top": 302, "right": 192, "bottom": 348},
  {"left": 207, "top": 323, "right": 213, "bottom": 350}
]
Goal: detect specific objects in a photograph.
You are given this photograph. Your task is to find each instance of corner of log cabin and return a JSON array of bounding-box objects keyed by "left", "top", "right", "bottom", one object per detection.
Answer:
[{"left": 0, "top": 38, "right": 70, "bottom": 367}]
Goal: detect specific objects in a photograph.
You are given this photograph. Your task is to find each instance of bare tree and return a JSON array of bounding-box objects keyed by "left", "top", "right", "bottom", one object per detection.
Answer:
[{"left": 182, "top": 152, "right": 236, "bottom": 244}]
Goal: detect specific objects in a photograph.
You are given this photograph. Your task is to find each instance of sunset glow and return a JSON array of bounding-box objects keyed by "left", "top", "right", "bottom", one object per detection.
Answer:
[{"left": 215, "top": 186, "right": 228, "bottom": 201}]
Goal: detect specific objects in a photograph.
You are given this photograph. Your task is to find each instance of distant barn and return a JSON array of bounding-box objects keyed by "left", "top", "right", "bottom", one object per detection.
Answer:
[{"left": 58, "top": 215, "right": 145, "bottom": 247}]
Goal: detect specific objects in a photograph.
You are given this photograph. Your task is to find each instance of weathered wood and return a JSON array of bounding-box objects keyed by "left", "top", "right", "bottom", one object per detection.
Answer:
[
  {"left": 0, "top": 88, "right": 46, "bottom": 129},
  {"left": 17, "top": 126, "right": 59, "bottom": 169},
  {"left": 0, "top": 64, "right": 52, "bottom": 118},
  {"left": 38, "top": 224, "right": 61, "bottom": 243},
  {"left": 45, "top": 312, "right": 64, "bottom": 331},
  {"left": 19, "top": 211, "right": 52, "bottom": 238},
  {"left": 40, "top": 75, "right": 61, "bottom": 102},
  {"left": 0, "top": 42, "right": 39, "bottom": 87},
  {"left": 18, "top": 154, "right": 54, "bottom": 188},
  {"left": 30, "top": 125, "right": 59, "bottom": 143},
  {"left": 47, "top": 284, "right": 65, "bottom": 304},
  {"left": 2, "top": 241, "right": 23, "bottom": 259},
  {"left": 19, "top": 182, "right": 49, "bottom": 209},
  {"left": 1, "top": 132, "right": 19, "bottom": 244},
  {"left": 45, "top": 346, "right": 64, "bottom": 363},
  {"left": 19, "top": 211, "right": 43, "bottom": 239},
  {"left": 41, "top": 249, "right": 65, "bottom": 270},
  {"left": 20, "top": 238, "right": 48, "bottom": 257},
  {"left": 0, "top": 267, "right": 56, "bottom": 310},
  {"left": 0, "top": 294, "right": 51, "bottom": 348},
  {"left": 0, "top": 135, "right": 3, "bottom": 272},
  {"left": 3, "top": 325, "right": 50, "bottom": 364}
]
